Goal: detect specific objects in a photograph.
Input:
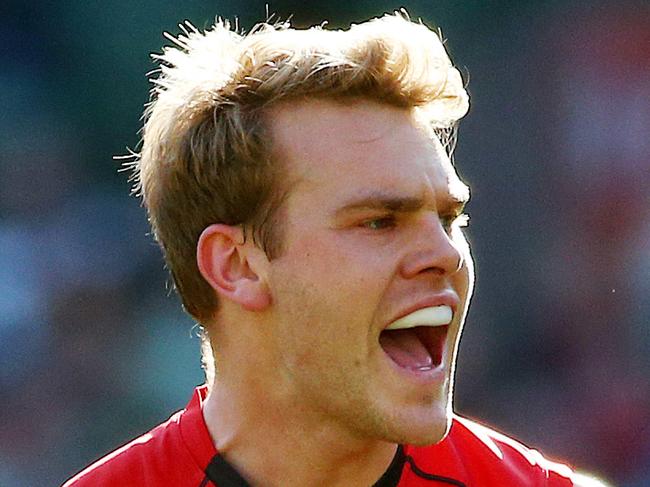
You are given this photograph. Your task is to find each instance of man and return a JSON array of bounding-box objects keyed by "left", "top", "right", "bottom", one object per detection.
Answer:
[{"left": 64, "top": 13, "right": 600, "bottom": 487}]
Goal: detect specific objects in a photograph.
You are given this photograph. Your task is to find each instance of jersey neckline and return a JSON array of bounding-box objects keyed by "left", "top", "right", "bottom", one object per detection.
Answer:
[{"left": 201, "top": 444, "right": 407, "bottom": 487}]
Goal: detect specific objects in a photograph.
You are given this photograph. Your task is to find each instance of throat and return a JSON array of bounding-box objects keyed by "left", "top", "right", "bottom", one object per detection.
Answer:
[
  {"left": 379, "top": 328, "right": 432, "bottom": 369},
  {"left": 379, "top": 326, "right": 447, "bottom": 370}
]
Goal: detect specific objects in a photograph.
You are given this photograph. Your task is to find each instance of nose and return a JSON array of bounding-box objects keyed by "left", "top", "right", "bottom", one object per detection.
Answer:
[{"left": 399, "top": 215, "right": 465, "bottom": 279}]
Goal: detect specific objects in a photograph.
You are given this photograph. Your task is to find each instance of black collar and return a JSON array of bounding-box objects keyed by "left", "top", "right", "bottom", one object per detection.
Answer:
[{"left": 201, "top": 445, "right": 406, "bottom": 487}]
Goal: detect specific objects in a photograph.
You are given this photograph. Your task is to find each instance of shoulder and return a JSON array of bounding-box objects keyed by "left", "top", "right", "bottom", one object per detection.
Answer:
[
  {"left": 62, "top": 388, "right": 215, "bottom": 487},
  {"left": 402, "top": 415, "right": 577, "bottom": 486},
  {"left": 452, "top": 415, "right": 576, "bottom": 479},
  {"left": 62, "top": 411, "right": 187, "bottom": 486}
]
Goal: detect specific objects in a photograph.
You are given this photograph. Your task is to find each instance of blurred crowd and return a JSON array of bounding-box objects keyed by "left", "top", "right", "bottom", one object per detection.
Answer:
[{"left": 1, "top": 1, "right": 648, "bottom": 486}]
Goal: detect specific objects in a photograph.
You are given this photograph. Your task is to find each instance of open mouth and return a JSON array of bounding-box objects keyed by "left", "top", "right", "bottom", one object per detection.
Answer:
[{"left": 379, "top": 325, "right": 448, "bottom": 371}]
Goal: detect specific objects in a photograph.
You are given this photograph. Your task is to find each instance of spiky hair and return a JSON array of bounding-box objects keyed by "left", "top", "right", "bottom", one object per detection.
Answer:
[{"left": 131, "top": 12, "right": 469, "bottom": 329}]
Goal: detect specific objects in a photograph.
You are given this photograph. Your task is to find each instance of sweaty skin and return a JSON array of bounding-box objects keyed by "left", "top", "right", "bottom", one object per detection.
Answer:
[{"left": 200, "top": 99, "right": 474, "bottom": 487}]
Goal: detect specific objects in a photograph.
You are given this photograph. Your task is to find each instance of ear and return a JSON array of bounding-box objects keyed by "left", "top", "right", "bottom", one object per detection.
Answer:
[{"left": 197, "top": 224, "right": 271, "bottom": 311}]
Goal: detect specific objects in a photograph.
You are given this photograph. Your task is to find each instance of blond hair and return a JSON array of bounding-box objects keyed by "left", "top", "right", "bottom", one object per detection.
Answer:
[{"left": 131, "top": 12, "right": 469, "bottom": 325}]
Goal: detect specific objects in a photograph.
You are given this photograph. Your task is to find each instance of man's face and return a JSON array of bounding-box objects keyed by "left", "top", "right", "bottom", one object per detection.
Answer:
[{"left": 264, "top": 99, "right": 474, "bottom": 446}]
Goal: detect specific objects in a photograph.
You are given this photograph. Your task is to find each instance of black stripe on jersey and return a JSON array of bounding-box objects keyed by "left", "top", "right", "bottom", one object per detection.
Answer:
[{"left": 404, "top": 454, "right": 466, "bottom": 486}]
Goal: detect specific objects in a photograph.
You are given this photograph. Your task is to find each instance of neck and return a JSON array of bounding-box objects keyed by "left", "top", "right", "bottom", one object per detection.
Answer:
[{"left": 202, "top": 371, "right": 398, "bottom": 487}]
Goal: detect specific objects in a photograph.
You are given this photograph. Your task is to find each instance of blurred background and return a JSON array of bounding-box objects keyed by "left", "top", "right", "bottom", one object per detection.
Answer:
[{"left": 1, "top": 0, "right": 648, "bottom": 485}]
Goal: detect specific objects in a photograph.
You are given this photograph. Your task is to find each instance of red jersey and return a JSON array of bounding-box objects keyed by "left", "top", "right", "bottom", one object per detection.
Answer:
[{"left": 63, "top": 387, "right": 576, "bottom": 486}]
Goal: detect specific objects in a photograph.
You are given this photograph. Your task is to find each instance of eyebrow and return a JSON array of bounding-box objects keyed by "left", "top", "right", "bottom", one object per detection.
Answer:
[{"left": 334, "top": 189, "right": 469, "bottom": 217}]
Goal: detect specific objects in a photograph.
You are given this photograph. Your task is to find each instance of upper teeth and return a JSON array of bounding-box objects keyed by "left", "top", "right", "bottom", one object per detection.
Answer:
[{"left": 386, "top": 305, "right": 452, "bottom": 330}]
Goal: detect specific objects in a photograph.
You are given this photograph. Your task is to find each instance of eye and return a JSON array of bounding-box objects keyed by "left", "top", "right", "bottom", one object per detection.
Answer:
[
  {"left": 441, "top": 213, "right": 470, "bottom": 231},
  {"left": 361, "top": 215, "right": 397, "bottom": 231}
]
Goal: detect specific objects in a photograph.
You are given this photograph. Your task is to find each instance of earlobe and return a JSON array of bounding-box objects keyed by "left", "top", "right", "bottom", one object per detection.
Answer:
[
  {"left": 233, "top": 279, "right": 272, "bottom": 311},
  {"left": 197, "top": 224, "right": 271, "bottom": 311}
]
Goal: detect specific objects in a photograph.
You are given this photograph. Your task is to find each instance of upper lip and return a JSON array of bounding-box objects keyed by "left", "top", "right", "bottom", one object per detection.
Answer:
[{"left": 384, "top": 290, "right": 460, "bottom": 330}]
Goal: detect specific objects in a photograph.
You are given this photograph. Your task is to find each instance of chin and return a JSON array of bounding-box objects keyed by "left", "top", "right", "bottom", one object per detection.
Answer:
[
  {"left": 382, "top": 404, "right": 452, "bottom": 446},
  {"left": 403, "top": 417, "right": 451, "bottom": 446},
  {"left": 406, "top": 426, "right": 449, "bottom": 446}
]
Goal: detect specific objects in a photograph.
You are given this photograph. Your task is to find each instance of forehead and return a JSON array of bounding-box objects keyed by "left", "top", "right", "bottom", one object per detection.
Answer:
[{"left": 268, "top": 99, "right": 468, "bottom": 207}]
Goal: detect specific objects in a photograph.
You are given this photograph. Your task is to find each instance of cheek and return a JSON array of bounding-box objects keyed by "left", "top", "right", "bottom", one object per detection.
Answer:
[
  {"left": 273, "top": 285, "right": 359, "bottom": 375},
  {"left": 283, "top": 231, "right": 391, "bottom": 292},
  {"left": 270, "top": 238, "right": 391, "bottom": 363},
  {"left": 460, "top": 243, "right": 475, "bottom": 301},
  {"left": 451, "top": 229, "right": 474, "bottom": 298}
]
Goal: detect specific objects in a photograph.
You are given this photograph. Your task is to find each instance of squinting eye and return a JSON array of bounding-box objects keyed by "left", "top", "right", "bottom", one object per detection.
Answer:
[
  {"left": 442, "top": 213, "right": 470, "bottom": 231},
  {"left": 362, "top": 216, "right": 396, "bottom": 230},
  {"left": 456, "top": 213, "right": 470, "bottom": 228}
]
